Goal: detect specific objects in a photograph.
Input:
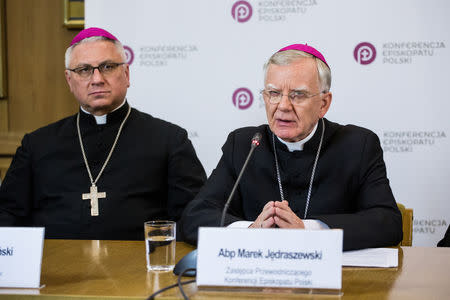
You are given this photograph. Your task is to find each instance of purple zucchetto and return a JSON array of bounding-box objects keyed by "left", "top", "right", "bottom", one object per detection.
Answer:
[
  {"left": 277, "top": 43, "right": 329, "bottom": 68},
  {"left": 70, "top": 27, "right": 119, "bottom": 46}
]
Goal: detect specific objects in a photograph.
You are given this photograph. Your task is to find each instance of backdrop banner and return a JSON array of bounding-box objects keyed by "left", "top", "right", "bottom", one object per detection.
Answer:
[{"left": 86, "top": 0, "right": 449, "bottom": 246}]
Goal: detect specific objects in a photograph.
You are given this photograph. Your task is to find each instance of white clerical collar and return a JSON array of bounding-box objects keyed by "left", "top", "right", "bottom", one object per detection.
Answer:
[
  {"left": 80, "top": 98, "right": 127, "bottom": 125},
  {"left": 277, "top": 121, "right": 318, "bottom": 152}
]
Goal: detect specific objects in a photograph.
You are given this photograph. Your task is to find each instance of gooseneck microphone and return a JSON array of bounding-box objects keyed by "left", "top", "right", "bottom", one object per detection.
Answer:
[
  {"left": 219, "top": 132, "right": 262, "bottom": 227},
  {"left": 172, "top": 132, "right": 262, "bottom": 279}
]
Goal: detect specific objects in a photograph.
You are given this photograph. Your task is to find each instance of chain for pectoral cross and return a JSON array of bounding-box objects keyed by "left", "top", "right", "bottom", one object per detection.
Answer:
[
  {"left": 272, "top": 118, "right": 325, "bottom": 219},
  {"left": 77, "top": 105, "right": 131, "bottom": 216}
]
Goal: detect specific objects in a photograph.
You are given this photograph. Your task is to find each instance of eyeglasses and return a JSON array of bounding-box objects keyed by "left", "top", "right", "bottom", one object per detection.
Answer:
[
  {"left": 261, "top": 89, "right": 323, "bottom": 105},
  {"left": 66, "top": 62, "right": 126, "bottom": 79}
]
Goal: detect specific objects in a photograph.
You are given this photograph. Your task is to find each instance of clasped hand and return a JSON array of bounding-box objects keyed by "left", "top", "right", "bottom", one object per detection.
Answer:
[{"left": 249, "top": 200, "right": 305, "bottom": 229}]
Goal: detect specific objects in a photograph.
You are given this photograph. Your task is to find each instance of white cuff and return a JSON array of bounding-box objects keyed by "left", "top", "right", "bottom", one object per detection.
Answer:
[
  {"left": 227, "top": 221, "right": 254, "bottom": 228},
  {"left": 303, "top": 219, "right": 329, "bottom": 230}
]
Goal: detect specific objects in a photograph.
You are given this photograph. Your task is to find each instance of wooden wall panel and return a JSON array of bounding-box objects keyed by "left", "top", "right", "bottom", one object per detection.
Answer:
[
  {"left": 6, "top": 0, "right": 79, "bottom": 133},
  {"left": 0, "top": 0, "right": 81, "bottom": 175},
  {"left": 0, "top": 100, "right": 6, "bottom": 131}
]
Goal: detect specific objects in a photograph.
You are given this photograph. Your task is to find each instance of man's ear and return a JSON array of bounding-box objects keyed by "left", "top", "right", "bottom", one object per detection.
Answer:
[
  {"left": 319, "top": 92, "right": 332, "bottom": 118},
  {"left": 125, "top": 64, "right": 130, "bottom": 88},
  {"left": 65, "top": 70, "right": 74, "bottom": 93}
]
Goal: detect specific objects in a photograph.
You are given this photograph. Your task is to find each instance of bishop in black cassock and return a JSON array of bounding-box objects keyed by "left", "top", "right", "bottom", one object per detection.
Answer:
[{"left": 180, "top": 120, "right": 402, "bottom": 250}]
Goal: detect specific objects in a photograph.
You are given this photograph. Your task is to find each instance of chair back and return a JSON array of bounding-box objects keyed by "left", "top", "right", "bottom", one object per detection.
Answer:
[{"left": 397, "top": 203, "right": 413, "bottom": 246}]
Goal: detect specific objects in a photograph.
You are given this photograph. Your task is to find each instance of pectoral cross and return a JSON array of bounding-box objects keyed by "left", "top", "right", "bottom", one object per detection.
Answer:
[{"left": 82, "top": 184, "right": 106, "bottom": 216}]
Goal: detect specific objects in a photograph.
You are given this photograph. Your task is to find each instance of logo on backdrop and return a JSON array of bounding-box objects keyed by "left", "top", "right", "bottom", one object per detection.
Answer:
[
  {"left": 382, "top": 130, "right": 446, "bottom": 153},
  {"left": 354, "top": 42, "right": 377, "bottom": 65},
  {"left": 382, "top": 41, "right": 445, "bottom": 64},
  {"left": 257, "top": 0, "right": 317, "bottom": 22},
  {"left": 354, "top": 41, "right": 446, "bottom": 65},
  {"left": 231, "top": 1, "right": 253, "bottom": 23},
  {"left": 232, "top": 88, "right": 253, "bottom": 110},
  {"left": 231, "top": 0, "right": 317, "bottom": 23},
  {"left": 138, "top": 45, "right": 198, "bottom": 67},
  {"left": 414, "top": 219, "right": 447, "bottom": 235},
  {"left": 123, "top": 45, "right": 134, "bottom": 65}
]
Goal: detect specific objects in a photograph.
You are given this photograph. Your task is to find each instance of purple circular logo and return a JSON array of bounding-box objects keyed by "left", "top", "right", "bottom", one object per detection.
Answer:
[
  {"left": 231, "top": 1, "right": 252, "bottom": 23},
  {"left": 232, "top": 88, "right": 253, "bottom": 110},
  {"left": 123, "top": 45, "right": 134, "bottom": 65},
  {"left": 354, "top": 42, "right": 377, "bottom": 65}
]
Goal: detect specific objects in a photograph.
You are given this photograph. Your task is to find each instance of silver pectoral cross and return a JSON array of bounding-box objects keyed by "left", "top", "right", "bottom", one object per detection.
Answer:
[{"left": 82, "top": 184, "right": 106, "bottom": 216}]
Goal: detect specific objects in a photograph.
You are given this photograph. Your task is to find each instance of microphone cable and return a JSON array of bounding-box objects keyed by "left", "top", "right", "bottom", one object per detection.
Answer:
[
  {"left": 178, "top": 268, "right": 196, "bottom": 300},
  {"left": 146, "top": 268, "right": 196, "bottom": 300}
]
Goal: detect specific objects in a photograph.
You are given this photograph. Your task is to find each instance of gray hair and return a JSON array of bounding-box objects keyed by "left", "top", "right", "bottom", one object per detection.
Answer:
[
  {"left": 65, "top": 36, "right": 127, "bottom": 68},
  {"left": 263, "top": 50, "right": 332, "bottom": 93}
]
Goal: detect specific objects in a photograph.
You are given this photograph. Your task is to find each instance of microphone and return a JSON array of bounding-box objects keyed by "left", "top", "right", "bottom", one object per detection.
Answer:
[
  {"left": 173, "top": 132, "right": 262, "bottom": 277},
  {"left": 220, "top": 132, "right": 261, "bottom": 227}
]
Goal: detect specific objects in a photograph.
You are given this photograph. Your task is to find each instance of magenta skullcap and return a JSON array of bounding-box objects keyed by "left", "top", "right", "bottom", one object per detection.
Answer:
[
  {"left": 277, "top": 43, "right": 329, "bottom": 68},
  {"left": 70, "top": 27, "right": 119, "bottom": 46}
]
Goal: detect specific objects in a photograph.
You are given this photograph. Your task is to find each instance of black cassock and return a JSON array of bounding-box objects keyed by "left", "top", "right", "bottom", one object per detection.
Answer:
[
  {"left": 180, "top": 118, "right": 402, "bottom": 251},
  {"left": 0, "top": 102, "right": 206, "bottom": 240},
  {"left": 437, "top": 225, "right": 450, "bottom": 247}
]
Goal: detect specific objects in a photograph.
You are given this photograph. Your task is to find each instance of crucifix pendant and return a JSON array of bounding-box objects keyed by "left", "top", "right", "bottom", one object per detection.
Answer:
[{"left": 82, "top": 184, "right": 106, "bottom": 216}]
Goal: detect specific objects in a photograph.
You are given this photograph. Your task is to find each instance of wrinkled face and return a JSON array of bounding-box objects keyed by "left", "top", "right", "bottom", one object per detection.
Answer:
[
  {"left": 65, "top": 40, "right": 130, "bottom": 115},
  {"left": 264, "top": 58, "right": 332, "bottom": 142}
]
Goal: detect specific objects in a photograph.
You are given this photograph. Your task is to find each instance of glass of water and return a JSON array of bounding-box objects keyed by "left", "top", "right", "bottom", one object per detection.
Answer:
[{"left": 144, "top": 220, "right": 176, "bottom": 271}]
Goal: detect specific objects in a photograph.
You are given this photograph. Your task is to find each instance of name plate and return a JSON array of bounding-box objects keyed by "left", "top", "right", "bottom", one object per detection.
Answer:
[
  {"left": 0, "top": 227, "right": 45, "bottom": 288},
  {"left": 197, "top": 227, "right": 342, "bottom": 289}
]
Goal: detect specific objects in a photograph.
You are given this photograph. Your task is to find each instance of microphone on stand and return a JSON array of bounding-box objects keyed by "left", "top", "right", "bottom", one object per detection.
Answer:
[
  {"left": 173, "top": 132, "right": 262, "bottom": 277},
  {"left": 220, "top": 132, "right": 261, "bottom": 227}
]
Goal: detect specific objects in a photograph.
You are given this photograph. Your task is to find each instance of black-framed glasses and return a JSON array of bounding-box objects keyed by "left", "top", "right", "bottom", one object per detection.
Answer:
[
  {"left": 261, "top": 89, "right": 323, "bottom": 105},
  {"left": 66, "top": 62, "right": 126, "bottom": 79}
]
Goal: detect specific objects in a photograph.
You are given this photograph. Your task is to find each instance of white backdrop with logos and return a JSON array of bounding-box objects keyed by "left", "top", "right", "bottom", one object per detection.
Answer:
[{"left": 85, "top": 0, "right": 449, "bottom": 246}]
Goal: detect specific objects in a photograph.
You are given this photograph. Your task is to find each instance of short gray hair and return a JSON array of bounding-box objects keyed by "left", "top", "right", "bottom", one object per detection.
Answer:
[
  {"left": 65, "top": 36, "right": 127, "bottom": 68},
  {"left": 263, "top": 50, "right": 331, "bottom": 93}
]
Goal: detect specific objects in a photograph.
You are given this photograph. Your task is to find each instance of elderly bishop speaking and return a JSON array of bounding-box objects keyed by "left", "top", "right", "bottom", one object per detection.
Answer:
[
  {"left": 181, "top": 44, "right": 402, "bottom": 250},
  {"left": 0, "top": 28, "right": 206, "bottom": 240}
]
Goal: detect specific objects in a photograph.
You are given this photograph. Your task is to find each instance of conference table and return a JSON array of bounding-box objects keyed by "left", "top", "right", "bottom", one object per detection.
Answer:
[{"left": 0, "top": 240, "right": 449, "bottom": 299}]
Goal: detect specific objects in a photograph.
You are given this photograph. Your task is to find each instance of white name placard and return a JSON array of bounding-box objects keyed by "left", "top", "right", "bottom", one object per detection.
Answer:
[
  {"left": 197, "top": 227, "right": 342, "bottom": 289},
  {"left": 0, "top": 227, "right": 45, "bottom": 288}
]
